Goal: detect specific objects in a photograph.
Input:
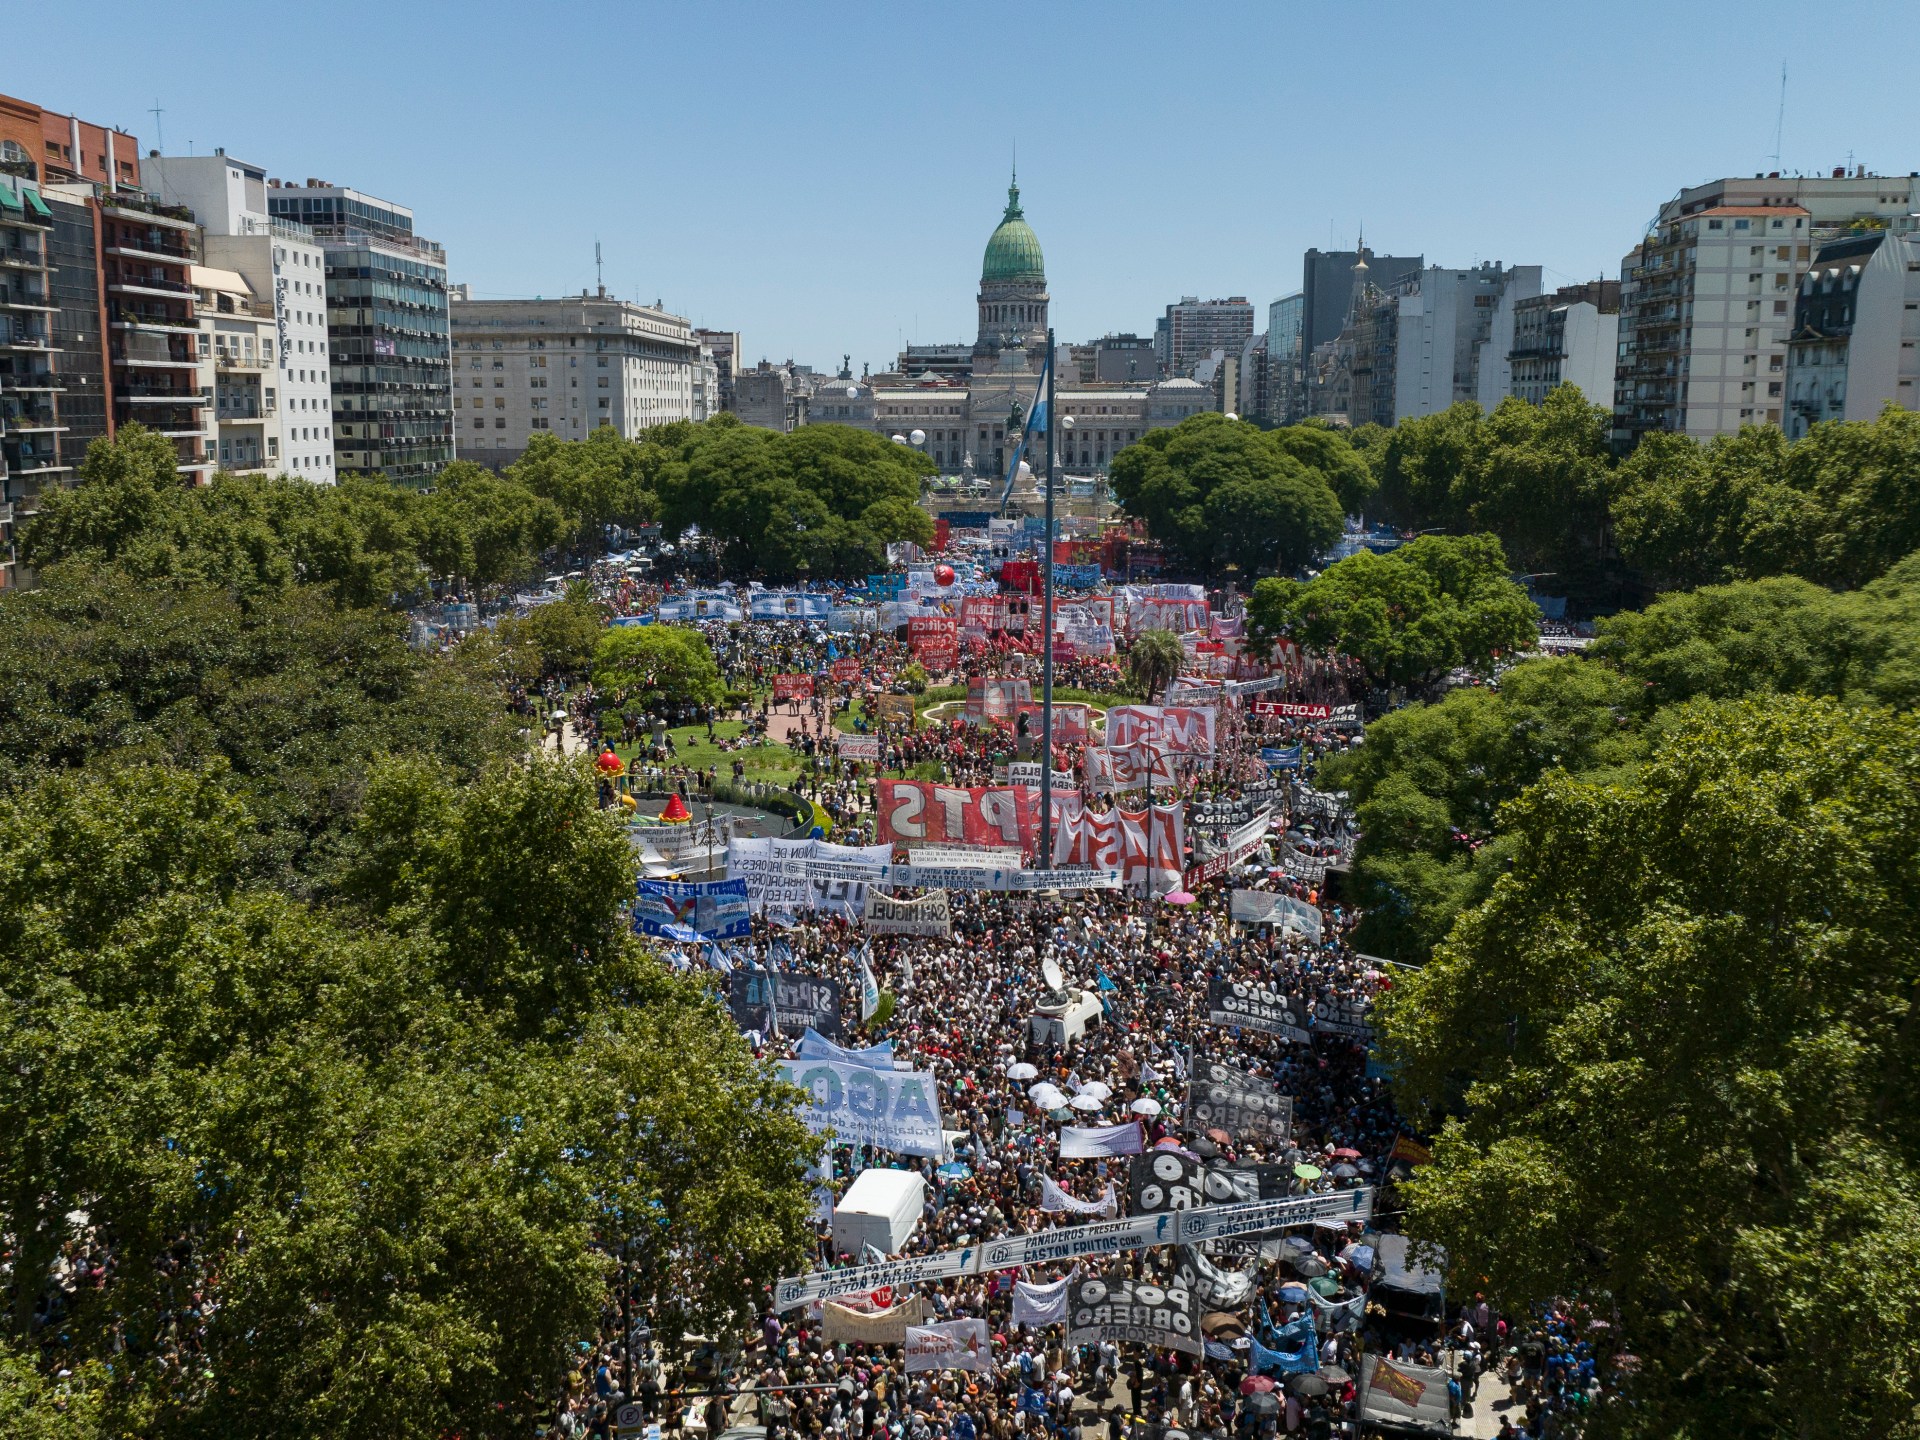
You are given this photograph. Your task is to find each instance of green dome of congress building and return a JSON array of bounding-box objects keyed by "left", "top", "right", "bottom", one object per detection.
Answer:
[
  {"left": 973, "top": 170, "right": 1050, "bottom": 375},
  {"left": 981, "top": 180, "right": 1045, "bottom": 284}
]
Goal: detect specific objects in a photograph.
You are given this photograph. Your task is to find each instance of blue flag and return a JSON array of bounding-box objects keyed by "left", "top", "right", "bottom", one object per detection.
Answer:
[
  {"left": 1261, "top": 745, "right": 1303, "bottom": 772},
  {"left": 1096, "top": 968, "right": 1117, "bottom": 993},
  {"left": 1249, "top": 1315, "right": 1319, "bottom": 1376}
]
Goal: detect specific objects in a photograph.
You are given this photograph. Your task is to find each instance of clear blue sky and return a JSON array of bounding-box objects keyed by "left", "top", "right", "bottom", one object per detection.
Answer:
[{"left": 20, "top": 1, "right": 1915, "bottom": 373}]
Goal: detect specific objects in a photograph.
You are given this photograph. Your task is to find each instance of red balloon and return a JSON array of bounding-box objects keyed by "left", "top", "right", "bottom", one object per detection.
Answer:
[{"left": 933, "top": 564, "right": 956, "bottom": 586}]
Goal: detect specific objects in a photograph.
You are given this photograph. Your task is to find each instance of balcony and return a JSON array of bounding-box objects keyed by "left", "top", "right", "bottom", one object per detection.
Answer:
[
  {"left": 217, "top": 406, "right": 268, "bottom": 423},
  {"left": 0, "top": 246, "right": 45, "bottom": 270},
  {"left": 215, "top": 351, "right": 270, "bottom": 371},
  {"left": 108, "top": 275, "right": 194, "bottom": 299},
  {"left": 109, "top": 307, "right": 196, "bottom": 333},
  {"left": 120, "top": 388, "right": 206, "bottom": 405}
]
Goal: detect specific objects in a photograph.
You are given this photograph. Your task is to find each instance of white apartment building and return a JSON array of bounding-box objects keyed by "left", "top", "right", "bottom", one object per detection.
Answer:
[
  {"left": 191, "top": 265, "right": 276, "bottom": 474},
  {"left": 1615, "top": 168, "right": 1920, "bottom": 444},
  {"left": 1785, "top": 229, "right": 1920, "bottom": 437},
  {"left": 449, "top": 290, "right": 716, "bottom": 470},
  {"left": 1391, "top": 263, "right": 1542, "bottom": 421},
  {"left": 141, "top": 150, "right": 335, "bottom": 480},
  {"left": 1506, "top": 283, "right": 1622, "bottom": 408}
]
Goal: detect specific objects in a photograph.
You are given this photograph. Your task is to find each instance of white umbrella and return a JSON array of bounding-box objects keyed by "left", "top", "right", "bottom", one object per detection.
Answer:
[
  {"left": 1075, "top": 1080, "right": 1113, "bottom": 1101},
  {"left": 1029, "top": 1083, "right": 1068, "bottom": 1109},
  {"left": 1069, "top": 1093, "right": 1104, "bottom": 1112},
  {"left": 1006, "top": 1062, "right": 1039, "bottom": 1081},
  {"left": 1130, "top": 1098, "right": 1164, "bottom": 1117},
  {"left": 550, "top": 709, "right": 568, "bottom": 722}
]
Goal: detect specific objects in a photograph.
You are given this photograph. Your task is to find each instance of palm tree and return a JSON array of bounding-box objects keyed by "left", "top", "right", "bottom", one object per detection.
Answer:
[{"left": 1126, "top": 627, "right": 1185, "bottom": 701}]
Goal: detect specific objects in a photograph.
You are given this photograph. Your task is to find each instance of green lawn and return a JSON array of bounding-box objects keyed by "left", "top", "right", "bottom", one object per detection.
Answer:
[{"left": 612, "top": 719, "right": 800, "bottom": 784}]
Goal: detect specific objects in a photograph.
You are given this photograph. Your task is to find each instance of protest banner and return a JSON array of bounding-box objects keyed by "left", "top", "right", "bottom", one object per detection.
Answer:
[
  {"left": 1260, "top": 745, "right": 1303, "bottom": 772},
  {"left": 836, "top": 733, "right": 883, "bottom": 762},
  {"left": 1310, "top": 992, "right": 1372, "bottom": 1039},
  {"left": 1205, "top": 977, "right": 1310, "bottom": 1043},
  {"left": 1107, "top": 705, "right": 1217, "bottom": 755},
  {"left": 883, "top": 863, "right": 1122, "bottom": 893},
  {"left": 772, "top": 674, "right": 815, "bottom": 701},
  {"left": 977, "top": 1214, "right": 1177, "bottom": 1272},
  {"left": 1173, "top": 1187, "right": 1376, "bottom": 1244},
  {"left": 960, "top": 676, "right": 1031, "bottom": 722},
  {"left": 869, "top": 694, "right": 918, "bottom": 726},
  {"left": 1189, "top": 794, "right": 1259, "bottom": 831},
  {"left": 830, "top": 658, "right": 863, "bottom": 684},
  {"left": 729, "top": 971, "right": 843, "bottom": 1038},
  {"left": 863, "top": 890, "right": 952, "bottom": 937},
  {"left": 908, "top": 845, "right": 1025, "bottom": 868},
  {"left": 904, "top": 1318, "right": 992, "bottom": 1374},
  {"left": 1251, "top": 701, "right": 1332, "bottom": 720},
  {"left": 1229, "top": 889, "right": 1324, "bottom": 940},
  {"left": 632, "top": 878, "right": 751, "bottom": 942},
  {"left": 1083, "top": 745, "right": 1178, "bottom": 796},
  {"left": 1000, "top": 762, "right": 1078, "bottom": 790},
  {"left": 1059, "top": 1122, "right": 1144, "bottom": 1158},
  {"left": 1359, "top": 1355, "right": 1453, "bottom": 1432},
  {"left": 1186, "top": 809, "right": 1272, "bottom": 886},
  {"left": 1051, "top": 803, "right": 1185, "bottom": 896},
  {"left": 1130, "top": 1150, "right": 1258, "bottom": 1217},
  {"left": 794, "top": 1028, "right": 890, "bottom": 1068},
  {"left": 821, "top": 1294, "right": 928, "bottom": 1344},
  {"left": 875, "top": 780, "right": 1038, "bottom": 850},
  {"left": 1013, "top": 702, "right": 1094, "bottom": 745},
  {"left": 1011, "top": 1276, "right": 1071, "bottom": 1328},
  {"left": 1066, "top": 1277, "right": 1202, "bottom": 1356},
  {"left": 729, "top": 838, "right": 894, "bottom": 919},
  {"left": 1185, "top": 1060, "right": 1293, "bottom": 1146},
  {"left": 776, "top": 1059, "right": 945, "bottom": 1158},
  {"left": 750, "top": 592, "right": 830, "bottom": 621},
  {"left": 774, "top": 1250, "right": 979, "bottom": 1312}
]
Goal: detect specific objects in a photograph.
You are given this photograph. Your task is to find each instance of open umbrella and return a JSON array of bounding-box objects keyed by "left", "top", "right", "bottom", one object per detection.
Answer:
[
  {"left": 1029, "top": 1082, "right": 1067, "bottom": 1108},
  {"left": 936, "top": 1161, "right": 972, "bottom": 1180},
  {"left": 1006, "top": 1062, "right": 1039, "bottom": 1081},
  {"left": 1076, "top": 1080, "right": 1113, "bottom": 1101},
  {"left": 1243, "top": 1392, "right": 1281, "bottom": 1418},
  {"left": 1278, "top": 1282, "right": 1310, "bottom": 1303},
  {"left": 1130, "top": 1098, "right": 1164, "bottom": 1117},
  {"left": 1309, "top": 1275, "right": 1341, "bottom": 1298},
  {"left": 1330, "top": 1147, "right": 1362, "bottom": 1160},
  {"left": 1286, "top": 1374, "right": 1329, "bottom": 1398},
  {"left": 1293, "top": 1163, "right": 1323, "bottom": 1181},
  {"left": 1320, "top": 1366, "right": 1351, "bottom": 1387},
  {"left": 1069, "top": 1093, "right": 1104, "bottom": 1112},
  {"left": 1238, "top": 1376, "right": 1275, "bottom": 1396},
  {"left": 1331, "top": 1163, "right": 1360, "bottom": 1178},
  {"left": 550, "top": 709, "right": 569, "bottom": 722},
  {"left": 1163, "top": 890, "right": 1197, "bottom": 906}
]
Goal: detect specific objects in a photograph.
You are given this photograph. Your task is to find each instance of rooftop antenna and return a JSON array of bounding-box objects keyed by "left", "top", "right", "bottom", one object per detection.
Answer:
[
  {"left": 595, "top": 239, "right": 603, "bottom": 292},
  {"left": 148, "top": 100, "right": 165, "bottom": 154},
  {"left": 1769, "top": 62, "right": 1787, "bottom": 170}
]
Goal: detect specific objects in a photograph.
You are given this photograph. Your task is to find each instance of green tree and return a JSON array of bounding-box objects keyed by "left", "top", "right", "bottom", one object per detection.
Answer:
[
  {"left": 1381, "top": 697, "right": 1920, "bottom": 1440},
  {"left": 1246, "top": 533, "right": 1538, "bottom": 692},
  {"left": 1109, "top": 413, "right": 1343, "bottom": 575},
  {"left": 1126, "top": 627, "right": 1186, "bottom": 700},
  {"left": 506, "top": 425, "right": 664, "bottom": 541},
  {"left": 1267, "top": 422, "right": 1378, "bottom": 515},
  {"left": 592, "top": 623, "right": 724, "bottom": 712}
]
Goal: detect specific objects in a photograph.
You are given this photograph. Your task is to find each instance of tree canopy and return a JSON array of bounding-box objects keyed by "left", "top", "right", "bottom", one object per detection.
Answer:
[
  {"left": 0, "top": 760, "right": 815, "bottom": 1439},
  {"left": 1109, "top": 413, "right": 1348, "bottom": 576},
  {"left": 1246, "top": 533, "right": 1539, "bottom": 692},
  {"left": 1380, "top": 697, "right": 1920, "bottom": 1440},
  {"left": 592, "top": 623, "right": 725, "bottom": 714},
  {"left": 649, "top": 416, "right": 934, "bottom": 579},
  {"left": 1611, "top": 404, "right": 1920, "bottom": 593}
]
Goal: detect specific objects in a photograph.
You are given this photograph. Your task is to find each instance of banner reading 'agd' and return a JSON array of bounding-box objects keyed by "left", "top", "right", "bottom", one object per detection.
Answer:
[{"left": 777, "top": 1058, "right": 945, "bottom": 1157}]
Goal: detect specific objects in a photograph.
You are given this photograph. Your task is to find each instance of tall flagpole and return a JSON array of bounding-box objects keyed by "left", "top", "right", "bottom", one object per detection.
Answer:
[{"left": 1039, "top": 328, "right": 1056, "bottom": 871}]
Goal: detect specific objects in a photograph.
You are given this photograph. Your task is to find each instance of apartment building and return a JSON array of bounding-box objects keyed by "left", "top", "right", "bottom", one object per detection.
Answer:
[
  {"left": 1785, "top": 229, "right": 1920, "bottom": 437},
  {"left": 0, "top": 170, "right": 66, "bottom": 585},
  {"left": 449, "top": 290, "right": 716, "bottom": 470},
  {"left": 1506, "top": 281, "right": 1621, "bottom": 408},
  {"left": 143, "top": 152, "right": 335, "bottom": 480},
  {"left": 1614, "top": 168, "right": 1920, "bottom": 444},
  {"left": 267, "top": 181, "right": 452, "bottom": 487},
  {"left": 97, "top": 189, "right": 211, "bottom": 478},
  {"left": 1156, "top": 296, "right": 1255, "bottom": 380}
]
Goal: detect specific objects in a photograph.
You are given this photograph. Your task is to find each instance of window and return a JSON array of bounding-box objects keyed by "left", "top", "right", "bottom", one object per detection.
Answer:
[
  {"left": 494, "top": 397, "right": 505, "bottom": 409},
  {"left": 597, "top": 376, "right": 610, "bottom": 388},
  {"left": 495, "top": 418, "right": 506, "bottom": 429}
]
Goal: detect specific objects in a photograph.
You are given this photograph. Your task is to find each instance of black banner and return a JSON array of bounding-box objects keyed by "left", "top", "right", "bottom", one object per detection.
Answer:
[
  {"left": 1309, "top": 991, "right": 1372, "bottom": 1039},
  {"left": 1185, "top": 1059, "right": 1293, "bottom": 1146},
  {"left": 1066, "top": 1276, "right": 1202, "bottom": 1356},
  {"left": 729, "top": 971, "right": 843, "bottom": 1039},
  {"left": 1205, "top": 978, "right": 1310, "bottom": 1043},
  {"left": 1129, "top": 1150, "right": 1258, "bottom": 1215},
  {"left": 1190, "top": 794, "right": 1257, "bottom": 832},
  {"left": 1172, "top": 1244, "right": 1256, "bottom": 1311}
]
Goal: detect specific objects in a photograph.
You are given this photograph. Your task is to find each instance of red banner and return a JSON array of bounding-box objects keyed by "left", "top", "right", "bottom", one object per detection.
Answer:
[
  {"left": 1107, "top": 705, "right": 1217, "bottom": 754},
  {"left": 830, "top": 658, "right": 862, "bottom": 684},
  {"left": 1250, "top": 701, "right": 1331, "bottom": 720},
  {"left": 909, "top": 615, "right": 959, "bottom": 674},
  {"left": 875, "top": 781, "right": 1038, "bottom": 850},
  {"left": 1045, "top": 798, "right": 1185, "bottom": 894},
  {"left": 772, "top": 674, "right": 815, "bottom": 701},
  {"left": 1014, "top": 702, "right": 1092, "bottom": 744}
]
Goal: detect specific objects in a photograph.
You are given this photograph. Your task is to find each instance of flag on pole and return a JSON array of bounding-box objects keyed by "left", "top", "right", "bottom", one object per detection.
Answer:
[{"left": 859, "top": 942, "right": 881, "bottom": 1023}]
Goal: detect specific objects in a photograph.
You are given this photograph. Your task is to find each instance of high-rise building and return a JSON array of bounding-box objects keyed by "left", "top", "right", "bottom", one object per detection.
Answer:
[
  {"left": 1615, "top": 168, "right": 1920, "bottom": 444},
  {"left": 1507, "top": 281, "right": 1621, "bottom": 408},
  {"left": 1785, "top": 229, "right": 1920, "bottom": 438},
  {"left": 1092, "top": 333, "right": 1155, "bottom": 385},
  {"left": 97, "top": 189, "right": 211, "bottom": 479},
  {"left": 266, "top": 180, "right": 452, "bottom": 487},
  {"left": 142, "top": 152, "right": 335, "bottom": 480},
  {"left": 693, "top": 328, "right": 742, "bottom": 410},
  {"left": 1301, "top": 247, "right": 1421, "bottom": 360},
  {"left": 0, "top": 169, "right": 67, "bottom": 586},
  {"left": 1266, "top": 293, "right": 1304, "bottom": 423},
  {"left": 895, "top": 341, "right": 973, "bottom": 382},
  {"left": 1157, "top": 297, "right": 1255, "bottom": 380},
  {"left": 1394, "top": 263, "right": 1542, "bottom": 420},
  {"left": 450, "top": 290, "right": 716, "bottom": 469}
]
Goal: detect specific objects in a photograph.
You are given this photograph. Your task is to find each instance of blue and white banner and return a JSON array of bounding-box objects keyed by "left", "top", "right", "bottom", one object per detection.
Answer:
[
  {"left": 777, "top": 1058, "right": 945, "bottom": 1157},
  {"left": 633, "top": 878, "right": 751, "bottom": 941},
  {"left": 1260, "top": 745, "right": 1303, "bottom": 772},
  {"left": 749, "top": 591, "right": 831, "bottom": 621},
  {"left": 795, "top": 1027, "right": 893, "bottom": 1069},
  {"left": 655, "top": 591, "right": 743, "bottom": 623},
  {"left": 1059, "top": 1122, "right": 1145, "bottom": 1159}
]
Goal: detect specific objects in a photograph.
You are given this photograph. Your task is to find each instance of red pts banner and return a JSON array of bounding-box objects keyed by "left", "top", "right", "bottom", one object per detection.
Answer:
[
  {"left": 1251, "top": 701, "right": 1331, "bottom": 720},
  {"left": 875, "top": 781, "right": 1038, "bottom": 851},
  {"left": 830, "top": 658, "right": 863, "bottom": 684},
  {"left": 772, "top": 674, "right": 816, "bottom": 701}
]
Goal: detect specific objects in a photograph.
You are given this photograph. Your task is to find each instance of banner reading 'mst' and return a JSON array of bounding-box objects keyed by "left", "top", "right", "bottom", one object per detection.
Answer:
[
  {"left": 777, "top": 1058, "right": 945, "bottom": 1157},
  {"left": 876, "top": 780, "right": 1038, "bottom": 851}
]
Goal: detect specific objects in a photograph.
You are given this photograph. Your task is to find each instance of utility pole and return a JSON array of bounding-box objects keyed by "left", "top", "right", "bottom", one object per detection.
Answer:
[{"left": 1039, "top": 328, "right": 1056, "bottom": 870}]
